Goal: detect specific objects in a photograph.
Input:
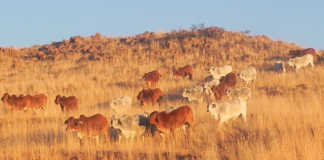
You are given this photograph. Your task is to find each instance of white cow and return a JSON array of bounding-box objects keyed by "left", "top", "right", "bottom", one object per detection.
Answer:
[
  {"left": 287, "top": 54, "right": 314, "bottom": 70},
  {"left": 274, "top": 61, "right": 286, "bottom": 73},
  {"left": 182, "top": 85, "right": 204, "bottom": 102},
  {"left": 110, "top": 113, "right": 149, "bottom": 141},
  {"left": 207, "top": 98, "right": 247, "bottom": 124},
  {"left": 110, "top": 96, "right": 132, "bottom": 113},
  {"left": 209, "top": 65, "right": 232, "bottom": 80},
  {"left": 226, "top": 87, "right": 252, "bottom": 101},
  {"left": 239, "top": 67, "right": 257, "bottom": 85}
]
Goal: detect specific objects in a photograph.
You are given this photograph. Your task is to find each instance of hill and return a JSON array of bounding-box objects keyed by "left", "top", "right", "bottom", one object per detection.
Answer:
[{"left": 1, "top": 27, "right": 314, "bottom": 64}]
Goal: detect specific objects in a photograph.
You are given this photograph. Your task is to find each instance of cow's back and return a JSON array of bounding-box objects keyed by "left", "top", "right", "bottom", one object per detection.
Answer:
[
  {"left": 222, "top": 99, "right": 246, "bottom": 116},
  {"left": 32, "top": 94, "right": 47, "bottom": 107},
  {"left": 75, "top": 114, "right": 108, "bottom": 138},
  {"left": 60, "top": 96, "right": 78, "bottom": 111},
  {"left": 5, "top": 95, "right": 29, "bottom": 110}
]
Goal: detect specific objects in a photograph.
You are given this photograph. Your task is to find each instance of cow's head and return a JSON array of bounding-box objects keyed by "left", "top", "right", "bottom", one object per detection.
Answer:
[
  {"left": 225, "top": 88, "right": 233, "bottom": 97},
  {"left": 64, "top": 117, "right": 80, "bottom": 131},
  {"left": 157, "top": 72, "right": 162, "bottom": 78},
  {"left": 148, "top": 111, "right": 159, "bottom": 126},
  {"left": 110, "top": 116, "right": 123, "bottom": 129},
  {"left": 207, "top": 103, "right": 217, "bottom": 112},
  {"left": 137, "top": 90, "right": 144, "bottom": 100},
  {"left": 1, "top": 93, "right": 9, "bottom": 102},
  {"left": 54, "top": 95, "right": 62, "bottom": 105},
  {"left": 137, "top": 90, "right": 145, "bottom": 105}
]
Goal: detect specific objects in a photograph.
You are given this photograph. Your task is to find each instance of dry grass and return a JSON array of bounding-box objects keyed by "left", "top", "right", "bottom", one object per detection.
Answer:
[{"left": 0, "top": 27, "right": 324, "bottom": 160}]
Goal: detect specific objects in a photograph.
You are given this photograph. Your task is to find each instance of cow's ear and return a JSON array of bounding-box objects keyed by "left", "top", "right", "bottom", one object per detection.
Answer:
[
  {"left": 149, "top": 112, "right": 158, "bottom": 123},
  {"left": 64, "top": 117, "right": 72, "bottom": 124}
]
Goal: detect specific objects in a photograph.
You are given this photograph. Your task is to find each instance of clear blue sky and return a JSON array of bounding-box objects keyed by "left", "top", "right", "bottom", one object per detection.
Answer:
[{"left": 0, "top": 0, "right": 323, "bottom": 49}]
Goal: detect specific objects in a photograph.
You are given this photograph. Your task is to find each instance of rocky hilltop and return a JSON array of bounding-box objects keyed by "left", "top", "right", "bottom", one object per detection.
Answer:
[{"left": 1, "top": 26, "right": 316, "bottom": 67}]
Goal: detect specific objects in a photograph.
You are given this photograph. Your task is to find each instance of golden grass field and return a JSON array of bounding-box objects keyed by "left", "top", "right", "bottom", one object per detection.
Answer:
[{"left": 0, "top": 27, "right": 324, "bottom": 160}]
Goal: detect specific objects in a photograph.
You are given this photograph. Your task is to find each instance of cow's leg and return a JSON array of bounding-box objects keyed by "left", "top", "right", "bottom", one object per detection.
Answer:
[
  {"left": 77, "top": 132, "right": 83, "bottom": 140},
  {"left": 296, "top": 65, "right": 300, "bottom": 70},
  {"left": 148, "top": 81, "right": 151, "bottom": 87},
  {"left": 245, "top": 81, "right": 249, "bottom": 86},
  {"left": 77, "top": 133, "right": 84, "bottom": 146},
  {"left": 104, "top": 131, "right": 109, "bottom": 143},
  {"left": 219, "top": 115, "right": 227, "bottom": 124},
  {"left": 241, "top": 112, "right": 247, "bottom": 122},
  {"left": 310, "top": 61, "right": 314, "bottom": 67},
  {"left": 188, "top": 73, "right": 193, "bottom": 80},
  {"left": 95, "top": 135, "right": 99, "bottom": 144}
]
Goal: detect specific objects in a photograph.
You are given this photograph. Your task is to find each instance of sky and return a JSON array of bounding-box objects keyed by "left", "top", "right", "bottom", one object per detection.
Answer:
[{"left": 0, "top": 0, "right": 323, "bottom": 49}]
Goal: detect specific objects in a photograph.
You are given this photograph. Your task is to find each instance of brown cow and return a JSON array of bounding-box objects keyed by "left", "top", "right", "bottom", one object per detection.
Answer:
[
  {"left": 55, "top": 95, "right": 78, "bottom": 112},
  {"left": 64, "top": 113, "right": 109, "bottom": 142},
  {"left": 149, "top": 105, "right": 193, "bottom": 134},
  {"left": 1, "top": 93, "right": 47, "bottom": 111},
  {"left": 1, "top": 93, "right": 27, "bottom": 110},
  {"left": 210, "top": 72, "right": 236, "bottom": 101},
  {"left": 137, "top": 88, "right": 163, "bottom": 106},
  {"left": 173, "top": 65, "right": 193, "bottom": 80},
  {"left": 142, "top": 70, "right": 161, "bottom": 87}
]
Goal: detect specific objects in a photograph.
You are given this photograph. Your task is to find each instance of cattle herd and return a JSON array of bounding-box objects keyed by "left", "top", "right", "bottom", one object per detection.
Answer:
[{"left": 0, "top": 48, "right": 319, "bottom": 144}]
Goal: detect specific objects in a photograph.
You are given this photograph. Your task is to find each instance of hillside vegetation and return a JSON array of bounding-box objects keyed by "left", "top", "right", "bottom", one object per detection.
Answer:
[{"left": 0, "top": 27, "right": 323, "bottom": 160}]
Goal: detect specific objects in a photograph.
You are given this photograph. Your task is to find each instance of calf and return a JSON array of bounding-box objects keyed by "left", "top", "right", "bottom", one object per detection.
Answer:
[
  {"left": 173, "top": 65, "right": 193, "bottom": 80},
  {"left": 110, "top": 113, "right": 149, "bottom": 141},
  {"left": 137, "top": 88, "right": 163, "bottom": 106},
  {"left": 2, "top": 93, "right": 47, "bottom": 111},
  {"left": 64, "top": 113, "right": 109, "bottom": 142},
  {"left": 207, "top": 98, "right": 247, "bottom": 124},
  {"left": 1, "top": 93, "right": 27, "bottom": 110},
  {"left": 149, "top": 105, "right": 193, "bottom": 134},
  {"left": 55, "top": 95, "right": 78, "bottom": 112},
  {"left": 239, "top": 67, "right": 257, "bottom": 85},
  {"left": 142, "top": 70, "right": 161, "bottom": 87}
]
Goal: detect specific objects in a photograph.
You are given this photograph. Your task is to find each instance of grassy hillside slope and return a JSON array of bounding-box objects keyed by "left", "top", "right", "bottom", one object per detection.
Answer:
[{"left": 0, "top": 27, "right": 323, "bottom": 160}]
